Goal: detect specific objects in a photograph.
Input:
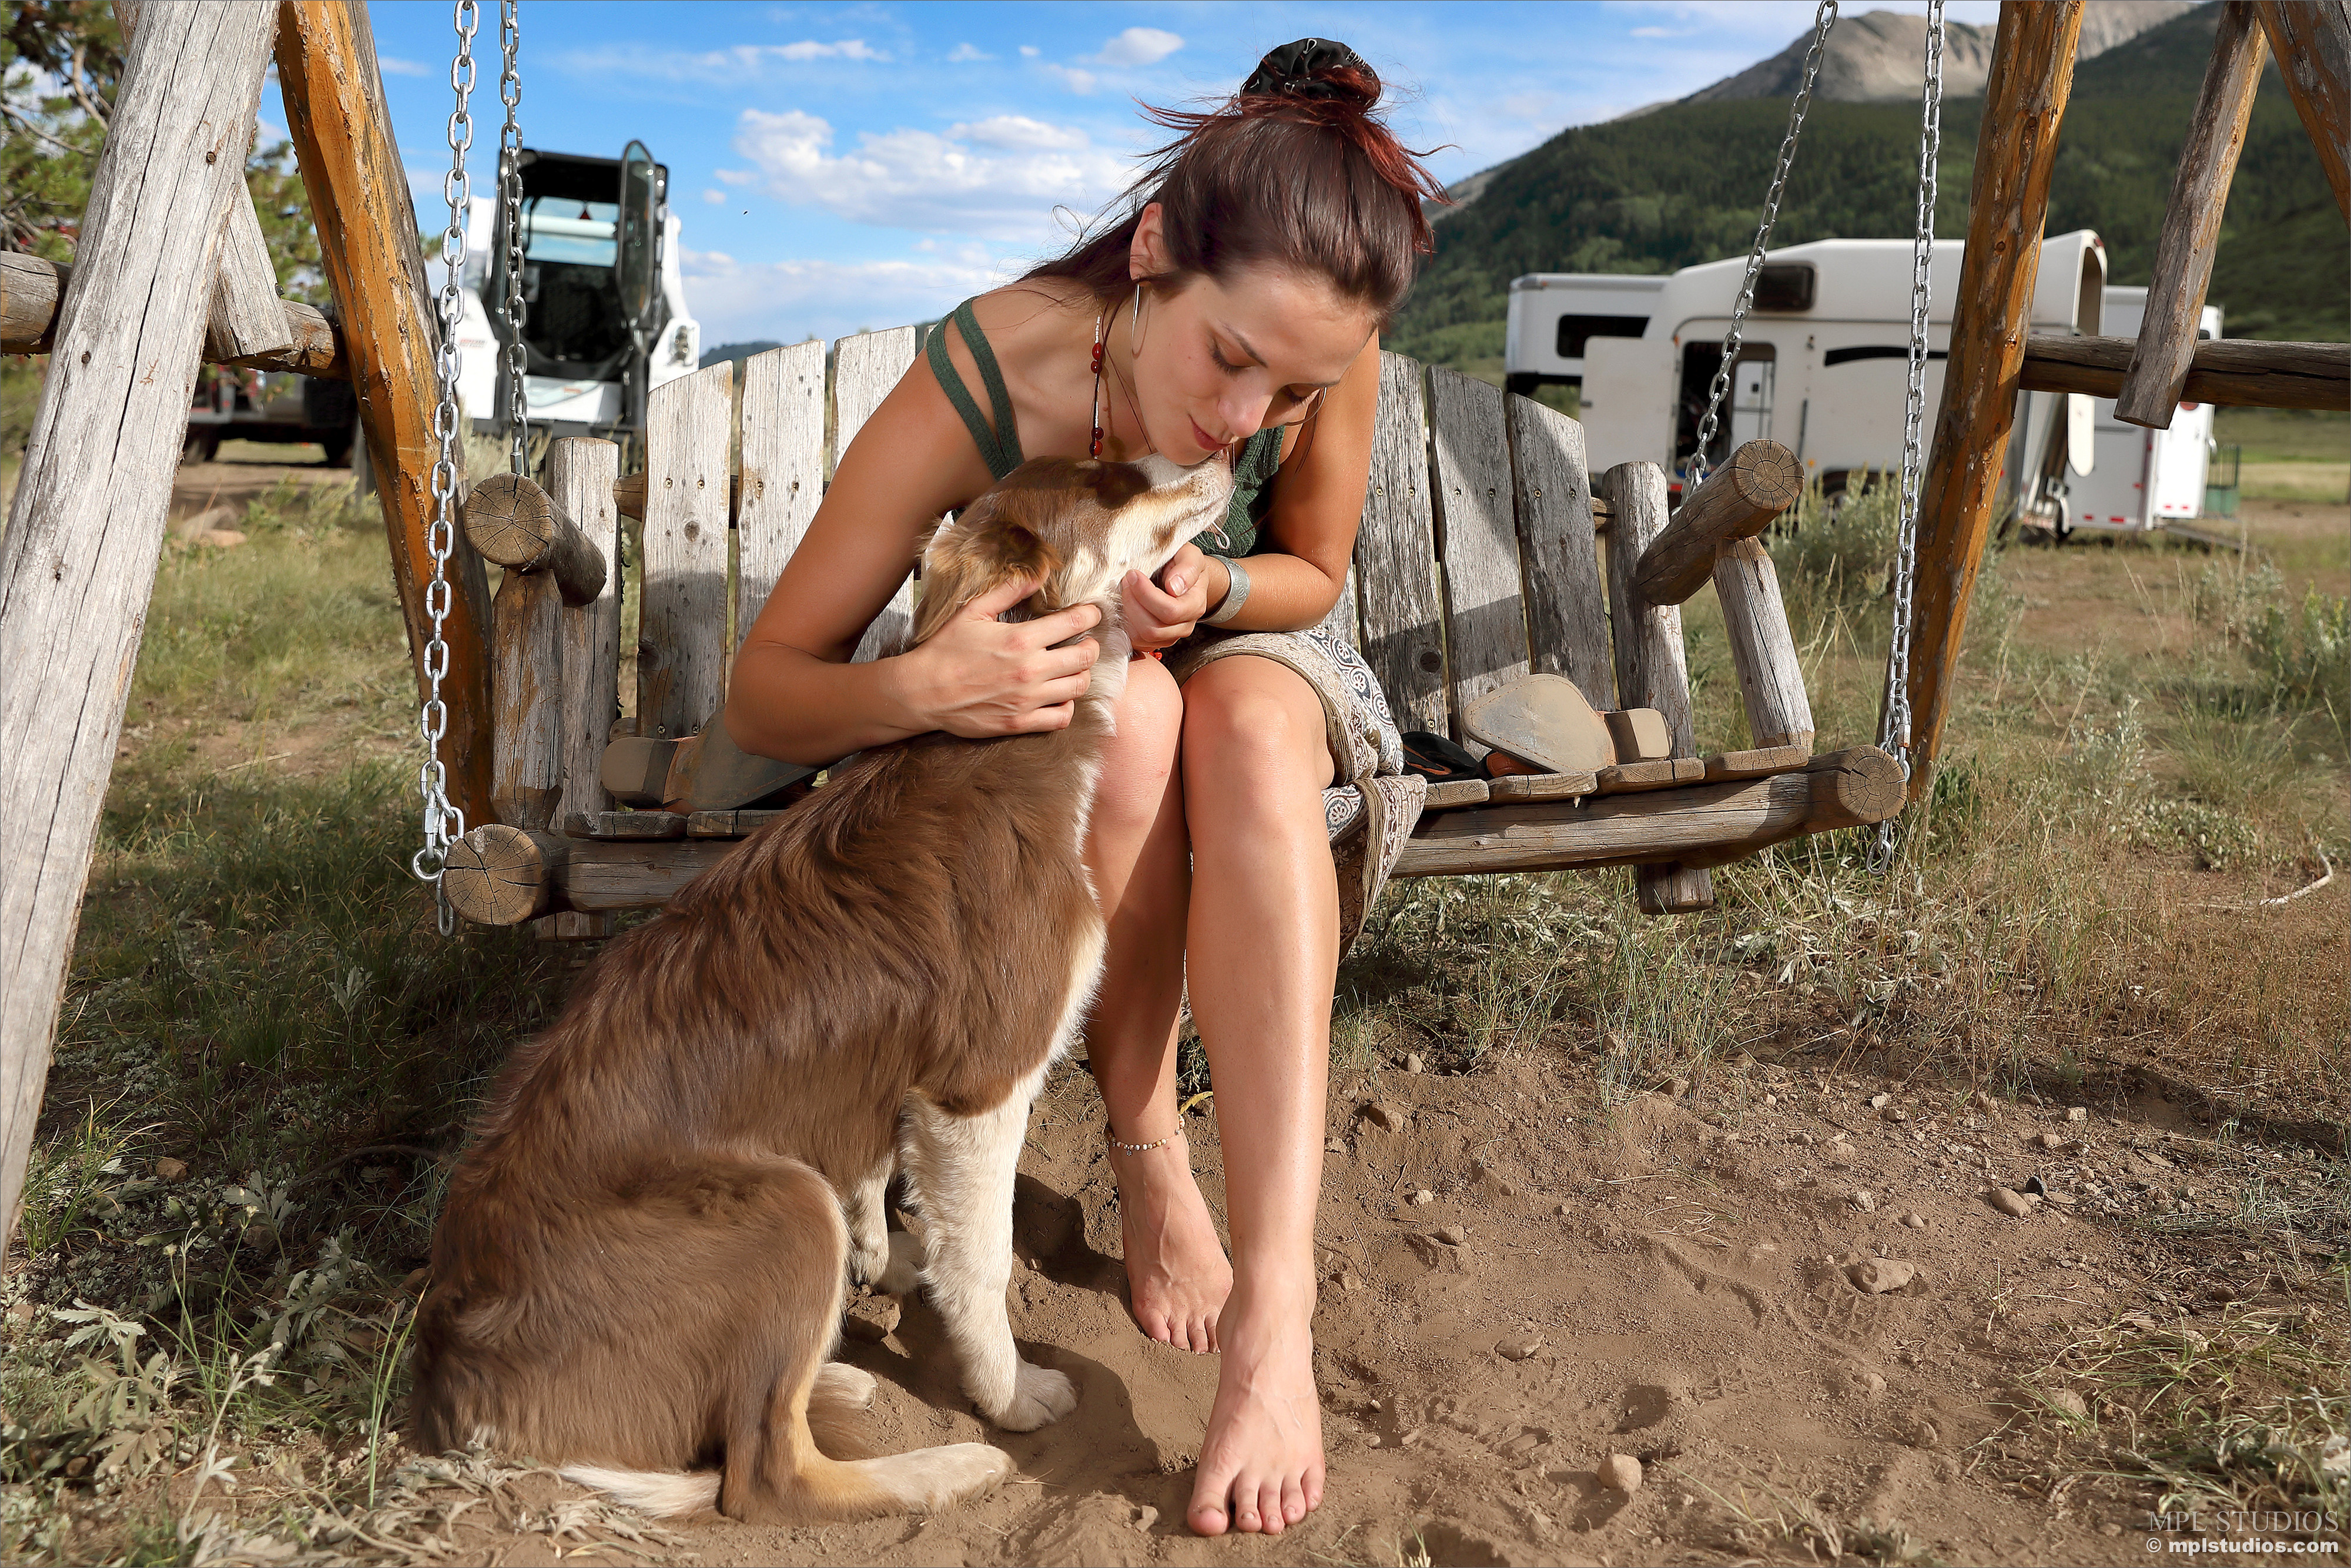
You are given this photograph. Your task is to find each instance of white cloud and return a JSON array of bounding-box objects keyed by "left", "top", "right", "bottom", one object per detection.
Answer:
[
  {"left": 729, "top": 109, "right": 1129, "bottom": 239},
  {"left": 378, "top": 55, "right": 431, "bottom": 77},
  {"left": 557, "top": 39, "right": 886, "bottom": 83},
  {"left": 1040, "top": 63, "right": 1097, "bottom": 95},
  {"left": 714, "top": 167, "right": 756, "bottom": 187},
  {"left": 946, "top": 42, "right": 994, "bottom": 63},
  {"left": 680, "top": 246, "right": 1010, "bottom": 345},
  {"left": 1087, "top": 27, "right": 1183, "bottom": 68},
  {"left": 702, "top": 188, "right": 725, "bottom": 205},
  {"left": 1629, "top": 26, "right": 1692, "bottom": 38},
  {"left": 1019, "top": 45, "right": 1040, "bottom": 58}
]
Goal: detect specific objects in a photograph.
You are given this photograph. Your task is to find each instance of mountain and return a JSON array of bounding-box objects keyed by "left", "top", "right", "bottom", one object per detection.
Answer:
[
  {"left": 699, "top": 339, "right": 785, "bottom": 370},
  {"left": 1681, "top": 2, "right": 2188, "bottom": 108},
  {"left": 1394, "top": 2, "right": 2339, "bottom": 374}
]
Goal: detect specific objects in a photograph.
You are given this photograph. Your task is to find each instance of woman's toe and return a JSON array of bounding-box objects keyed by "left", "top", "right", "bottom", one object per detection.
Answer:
[
  {"left": 1255, "top": 1479, "right": 1288, "bottom": 1535},
  {"left": 1281, "top": 1475, "right": 1308, "bottom": 1525}
]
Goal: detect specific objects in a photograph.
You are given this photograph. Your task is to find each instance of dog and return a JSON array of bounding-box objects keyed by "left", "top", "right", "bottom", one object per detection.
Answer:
[{"left": 408, "top": 453, "right": 1233, "bottom": 1523}]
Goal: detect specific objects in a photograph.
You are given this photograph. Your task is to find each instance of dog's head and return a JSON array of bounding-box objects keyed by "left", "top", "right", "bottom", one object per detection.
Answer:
[{"left": 910, "top": 454, "right": 1235, "bottom": 656}]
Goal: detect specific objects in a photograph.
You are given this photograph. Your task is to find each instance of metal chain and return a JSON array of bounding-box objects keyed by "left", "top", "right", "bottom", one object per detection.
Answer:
[
  {"left": 1871, "top": 0, "right": 1946, "bottom": 873},
  {"left": 412, "top": 0, "right": 480, "bottom": 935},
  {"left": 497, "top": 0, "right": 528, "bottom": 475},
  {"left": 1688, "top": 0, "right": 1838, "bottom": 492}
]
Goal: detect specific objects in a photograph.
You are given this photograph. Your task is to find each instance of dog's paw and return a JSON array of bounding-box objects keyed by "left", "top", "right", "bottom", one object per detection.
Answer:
[
  {"left": 813, "top": 1361, "right": 878, "bottom": 1411},
  {"left": 989, "top": 1361, "right": 1078, "bottom": 1432},
  {"left": 881, "top": 1443, "right": 1014, "bottom": 1513},
  {"left": 874, "top": 1229, "right": 925, "bottom": 1296}
]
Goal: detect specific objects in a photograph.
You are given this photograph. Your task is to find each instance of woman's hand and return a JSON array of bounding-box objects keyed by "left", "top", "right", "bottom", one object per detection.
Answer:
[
  {"left": 886, "top": 576, "right": 1103, "bottom": 737},
  {"left": 1125, "top": 544, "right": 1228, "bottom": 651}
]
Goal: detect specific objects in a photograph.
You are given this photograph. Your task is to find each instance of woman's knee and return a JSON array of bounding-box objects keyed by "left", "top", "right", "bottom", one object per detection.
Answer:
[
  {"left": 1092, "top": 657, "right": 1184, "bottom": 838},
  {"left": 1179, "top": 661, "right": 1331, "bottom": 796}
]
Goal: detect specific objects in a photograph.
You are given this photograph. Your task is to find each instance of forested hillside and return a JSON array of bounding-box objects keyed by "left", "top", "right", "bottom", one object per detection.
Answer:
[{"left": 1389, "top": 4, "right": 2343, "bottom": 374}]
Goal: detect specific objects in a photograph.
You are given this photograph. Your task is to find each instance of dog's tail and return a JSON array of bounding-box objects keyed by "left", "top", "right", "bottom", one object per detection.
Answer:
[{"left": 561, "top": 1465, "right": 720, "bottom": 1518}]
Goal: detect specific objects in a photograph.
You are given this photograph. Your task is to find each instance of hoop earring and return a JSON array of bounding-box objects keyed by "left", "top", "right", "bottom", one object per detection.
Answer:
[{"left": 1130, "top": 282, "right": 1146, "bottom": 358}]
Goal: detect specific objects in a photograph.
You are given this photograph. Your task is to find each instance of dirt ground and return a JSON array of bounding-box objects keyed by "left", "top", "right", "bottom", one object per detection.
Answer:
[{"left": 323, "top": 1031, "right": 2345, "bottom": 1568}]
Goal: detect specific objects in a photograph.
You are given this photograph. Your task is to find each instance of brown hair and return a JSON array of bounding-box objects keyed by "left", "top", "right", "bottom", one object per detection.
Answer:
[{"left": 1026, "top": 42, "right": 1448, "bottom": 324}]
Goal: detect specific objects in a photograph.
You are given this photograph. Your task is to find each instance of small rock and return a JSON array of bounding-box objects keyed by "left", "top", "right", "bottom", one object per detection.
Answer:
[
  {"left": 1435, "top": 1224, "right": 1468, "bottom": 1247},
  {"left": 1846, "top": 1258, "right": 1918, "bottom": 1294},
  {"left": 1405, "top": 1053, "right": 1426, "bottom": 1074},
  {"left": 153, "top": 1157, "right": 189, "bottom": 1182},
  {"left": 2046, "top": 1191, "right": 2077, "bottom": 1206},
  {"left": 1597, "top": 1453, "right": 1643, "bottom": 1493},
  {"left": 1868, "top": 1093, "right": 1891, "bottom": 1110},
  {"left": 1975, "top": 1091, "right": 1999, "bottom": 1111},
  {"left": 1336, "top": 1269, "right": 1364, "bottom": 1292},
  {"left": 1987, "top": 1186, "right": 2040, "bottom": 1218},
  {"left": 842, "top": 1294, "right": 901, "bottom": 1343},
  {"left": 1862, "top": 1372, "right": 1887, "bottom": 1397},
  {"left": 173, "top": 504, "right": 241, "bottom": 537},
  {"left": 193, "top": 528, "right": 249, "bottom": 548},
  {"left": 2065, "top": 1106, "right": 2088, "bottom": 1123},
  {"left": 1666, "top": 1076, "right": 1692, "bottom": 1099},
  {"left": 2045, "top": 1388, "right": 2089, "bottom": 1419},
  {"left": 1603, "top": 1030, "right": 1629, "bottom": 1056},
  {"left": 1554, "top": 1202, "right": 1572, "bottom": 1217},
  {"left": 1360, "top": 1101, "right": 1402, "bottom": 1131},
  {"left": 1489, "top": 1175, "right": 1521, "bottom": 1198},
  {"left": 2101, "top": 1523, "right": 2123, "bottom": 1537},
  {"left": 6, "top": 1302, "right": 35, "bottom": 1324},
  {"left": 1850, "top": 1189, "right": 1877, "bottom": 1212},
  {"left": 2036, "top": 1132, "right": 2064, "bottom": 1150},
  {"left": 1324, "top": 1137, "right": 1347, "bottom": 1154},
  {"left": 1407, "top": 1188, "right": 1434, "bottom": 1206},
  {"left": 1900, "top": 1211, "right": 1927, "bottom": 1229},
  {"left": 1907, "top": 1420, "right": 1940, "bottom": 1448},
  {"left": 1496, "top": 1337, "right": 1544, "bottom": 1362}
]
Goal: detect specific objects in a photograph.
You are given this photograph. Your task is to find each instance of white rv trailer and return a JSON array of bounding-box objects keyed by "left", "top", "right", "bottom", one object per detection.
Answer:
[
  {"left": 2058, "top": 288, "right": 2221, "bottom": 534},
  {"left": 1575, "top": 231, "right": 2110, "bottom": 517},
  {"left": 1503, "top": 273, "right": 1669, "bottom": 396},
  {"left": 450, "top": 143, "right": 702, "bottom": 438}
]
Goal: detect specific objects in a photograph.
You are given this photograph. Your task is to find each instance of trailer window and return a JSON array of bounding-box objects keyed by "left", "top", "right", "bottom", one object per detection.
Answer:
[
  {"left": 1751, "top": 263, "right": 1815, "bottom": 313},
  {"left": 1555, "top": 313, "right": 1650, "bottom": 359}
]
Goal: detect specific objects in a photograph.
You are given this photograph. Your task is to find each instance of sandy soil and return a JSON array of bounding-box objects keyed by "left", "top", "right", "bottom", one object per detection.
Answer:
[{"left": 331, "top": 1038, "right": 2343, "bottom": 1568}]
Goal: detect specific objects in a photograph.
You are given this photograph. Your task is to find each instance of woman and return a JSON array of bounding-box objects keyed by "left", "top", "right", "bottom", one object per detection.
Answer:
[{"left": 724, "top": 39, "right": 1444, "bottom": 1538}]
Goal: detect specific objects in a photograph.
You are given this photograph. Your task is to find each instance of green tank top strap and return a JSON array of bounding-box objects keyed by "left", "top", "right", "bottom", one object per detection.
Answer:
[{"left": 925, "top": 299, "right": 1024, "bottom": 482}]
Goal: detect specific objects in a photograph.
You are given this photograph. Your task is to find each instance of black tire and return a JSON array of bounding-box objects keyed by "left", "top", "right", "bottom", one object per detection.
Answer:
[{"left": 321, "top": 430, "right": 355, "bottom": 468}]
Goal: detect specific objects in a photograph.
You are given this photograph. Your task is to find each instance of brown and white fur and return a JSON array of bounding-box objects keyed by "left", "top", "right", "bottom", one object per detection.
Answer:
[{"left": 409, "top": 453, "right": 1232, "bottom": 1523}]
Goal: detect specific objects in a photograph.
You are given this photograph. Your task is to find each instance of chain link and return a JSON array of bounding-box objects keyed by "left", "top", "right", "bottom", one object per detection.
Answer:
[
  {"left": 413, "top": 0, "right": 481, "bottom": 933},
  {"left": 1871, "top": 0, "right": 1946, "bottom": 873},
  {"left": 497, "top": 0, "right": 528, "bottom": 475},
  {"left": 1687, "top": 0, "right": 1838, "bottom": 492}
]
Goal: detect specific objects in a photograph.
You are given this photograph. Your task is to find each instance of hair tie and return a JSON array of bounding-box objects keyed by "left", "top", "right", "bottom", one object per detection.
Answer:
[{"left": 1240, "top": 38, "right": 1374, "bottom": 102}]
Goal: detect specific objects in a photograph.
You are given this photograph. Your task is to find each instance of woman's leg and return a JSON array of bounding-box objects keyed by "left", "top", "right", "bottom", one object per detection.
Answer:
[
  {"left": 1177, "top": 655, "right": 1335, "bottom": 1537},
  {"left": 1081, "top": 655, "right": 1231, "bottom": 1353}
]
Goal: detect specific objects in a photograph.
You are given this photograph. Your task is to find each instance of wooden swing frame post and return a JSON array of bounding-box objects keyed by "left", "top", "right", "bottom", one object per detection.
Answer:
[
  {"left": 274, "top": 0, "right": 496, "bottom": 829},
  {"left": 1899, "top": 0, "right": 2085, "bottom": 799}
]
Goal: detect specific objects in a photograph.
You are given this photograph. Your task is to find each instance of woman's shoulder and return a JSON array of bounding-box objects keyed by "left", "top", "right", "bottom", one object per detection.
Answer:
[{"left": 956, "top": 280, "right": 1093, "bottom": 366}]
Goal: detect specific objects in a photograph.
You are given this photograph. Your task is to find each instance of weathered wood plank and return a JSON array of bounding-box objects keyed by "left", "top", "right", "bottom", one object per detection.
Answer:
[
  {"left": 277, "top": 0, "right": 495, "bottom": 822},
  {"left": 1356, "top": 353, "right": 1447, "bottom": 736},
  {"left": 568, "top": 810, "right": 688, "bottom": 840},
  {"left": 490, "top": 568, "right": 563, "bottom": 830},
  {"left": 1489, "top": 770, "right": 1599, "bottom": 804},
  {"left": 1394, "top": 748, "right": 1903, "bottom": 879},
  {"left": 1598, "top": 460, "right": 1713, "bottom": 913},
  {"left": 835, "top": 327, "right": 920, "bottom": 663},
  {"left": 2017, "top": 334, "right": 2349, "bottom": 412},
  {"left": 1314, "top": 562, "right": 1362, "bottom": 648},
  {"left": 560, "top": 837, "right": 741, "bottom": 909},
  {"left": 0, "top": 0, "right": 277, "bottom": 1253},
  {"left": 686, "top": 808, "right": 794, "bottom": 837},
  {"left": 1603, "top": 708, "right": 1672, "bottom": 762},
  {"left": 638, "top": 361, "right": 733, "bottom": 738},
  {"left": 2115, "top": 1, "right": 2269, "bottom": 428},
  {"left": 1506, "top": 392, "right": 1613, "bottom": 709},
  {"left": 737, "top": 340, "right": 827, "bottom": 639},
  {"left": 1421, "top": 778, "right": 1491, "bottom": 811},
  {"left": 1704, "top": 745, "right": 1813, "bottom": 782},
  {"left": 206, "top": 182, "right": 296, "bottom": 361},
  {"left": 2254, "top": 1, "right": 2351, "bottom": 221},
  {"left": 547, "top": 438, "right": 621, "bottom": 827},
  {"left": 1426, "top": 367, "right": 1529, "bottom": 746},
  {"left": 1632, "top": 440, "right": 1803, "bottom": 607},
  {"left": 1905, "top": 0, "right": 2086, "bottom": 798},
  {"left": 1713, "top": 535, "right": 1815, "bottom": 750}
]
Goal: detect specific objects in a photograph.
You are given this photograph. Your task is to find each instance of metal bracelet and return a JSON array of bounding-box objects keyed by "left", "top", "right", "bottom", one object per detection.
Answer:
[{"left": 1201, "top": 555, "right": 1251, "bottom": 626}]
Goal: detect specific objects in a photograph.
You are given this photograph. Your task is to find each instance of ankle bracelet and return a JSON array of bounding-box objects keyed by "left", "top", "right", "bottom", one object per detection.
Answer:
[{"left": 1106, "top": 1125, "right": 1183, "bottom": 1155}]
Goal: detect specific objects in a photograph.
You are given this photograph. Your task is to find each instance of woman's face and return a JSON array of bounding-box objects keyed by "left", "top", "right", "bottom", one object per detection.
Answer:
[{"left": 1126, "top": 206, "right": 1377, "bottom": 465}]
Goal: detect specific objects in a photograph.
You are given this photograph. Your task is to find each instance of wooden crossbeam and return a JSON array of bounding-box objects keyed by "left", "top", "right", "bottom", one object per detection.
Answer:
[
  {"left": 2020, "top": 334, "right": 2349, "bottom": 410},
  {"left": 1, "top": 251, "right": 347, "bottom": 376}
]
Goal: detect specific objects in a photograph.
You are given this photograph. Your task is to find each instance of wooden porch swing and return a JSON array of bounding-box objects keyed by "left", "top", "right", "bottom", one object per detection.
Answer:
[{"left": 3, "top": 0, "right": 2347, "bottom": 1247}]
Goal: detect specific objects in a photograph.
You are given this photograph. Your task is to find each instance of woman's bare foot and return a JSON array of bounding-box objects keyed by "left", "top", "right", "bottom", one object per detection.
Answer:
[
  {"left": 1107, "top": 1130, "right": 1231, "bottom": 1353},
  {"left": 1187, "top": 1271, "right": 1324, "bottom": 1536}
]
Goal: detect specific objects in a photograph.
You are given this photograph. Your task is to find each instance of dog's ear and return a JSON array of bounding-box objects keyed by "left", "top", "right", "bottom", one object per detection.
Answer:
[{"left": 910, "top": 501, "right": 1063, "bottom": 646}]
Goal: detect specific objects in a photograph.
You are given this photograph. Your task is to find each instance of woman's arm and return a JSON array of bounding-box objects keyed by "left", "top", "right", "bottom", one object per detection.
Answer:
[
  {"left": 724, "top": 354, "right": 1104, "bottom": 766},
  {"left": 1125, "top": 334, "right": 1380, "bottom": 639}
]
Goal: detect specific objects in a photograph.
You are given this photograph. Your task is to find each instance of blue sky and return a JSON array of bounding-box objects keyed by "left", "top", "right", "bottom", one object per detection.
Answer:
[{"left": 339, "top": 1, "right": 1999, "bottom": 347}]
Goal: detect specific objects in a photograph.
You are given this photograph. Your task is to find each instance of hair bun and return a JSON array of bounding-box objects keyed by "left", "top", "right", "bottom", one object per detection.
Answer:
[{"left": 1240, "top": 38, "right": 1376, "bottom": 105}]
